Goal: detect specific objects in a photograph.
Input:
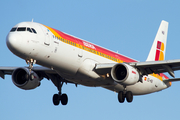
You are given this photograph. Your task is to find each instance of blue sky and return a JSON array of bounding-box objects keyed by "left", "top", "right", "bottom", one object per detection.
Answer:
[{"left": 1, "top": 0, "right": 180, "bottom": 120}]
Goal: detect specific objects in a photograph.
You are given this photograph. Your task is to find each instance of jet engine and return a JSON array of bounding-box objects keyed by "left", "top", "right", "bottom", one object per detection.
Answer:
[
  {"left": 111, "top": 63, "right": 140, "bottom": 85},
  {"left": 12, "top": 67, "right": 41, "bottom": 90}
]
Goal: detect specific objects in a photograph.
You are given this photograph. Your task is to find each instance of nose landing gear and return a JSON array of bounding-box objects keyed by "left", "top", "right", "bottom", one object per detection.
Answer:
[
  {"left": 26, "top": 59, "right": 36, "bottom": 72},
  {"left": 26, "top": 59, "right": 36, "bottom": 80}
]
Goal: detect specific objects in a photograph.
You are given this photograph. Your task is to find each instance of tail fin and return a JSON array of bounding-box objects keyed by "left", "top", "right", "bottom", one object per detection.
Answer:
[{"left": 146, "top": 20, "right": 169, "bottom": 61}]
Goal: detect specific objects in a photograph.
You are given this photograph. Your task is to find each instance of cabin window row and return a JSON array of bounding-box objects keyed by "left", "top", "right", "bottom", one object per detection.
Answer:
[
  {"left": 52, "top": 35, "right": 122, "bottom": 63},
  {"left": 82, "top": 46, "right": 120, "bottom": 62},
  {"left": 53, "top": 35, "right": 77, "bottom": 47}
]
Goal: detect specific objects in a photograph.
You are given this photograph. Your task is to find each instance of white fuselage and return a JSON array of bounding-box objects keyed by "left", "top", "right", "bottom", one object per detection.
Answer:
[{"left": 6, "top": 22, "right": 170, "bottom": 95}]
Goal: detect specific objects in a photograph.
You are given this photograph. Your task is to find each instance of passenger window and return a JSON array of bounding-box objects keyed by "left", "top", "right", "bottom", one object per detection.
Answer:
[
  {"left": 31, "top": 28, "right": 37, "bottom": 34},
  {"left": 17, "top": 27, "right": 26, "bottom": 31},
  {"left": 10, "top": 27, "right": 17, "bottom": 32},
  {"left": 27, "top": 28, "right": 32, "bottom": 33}
]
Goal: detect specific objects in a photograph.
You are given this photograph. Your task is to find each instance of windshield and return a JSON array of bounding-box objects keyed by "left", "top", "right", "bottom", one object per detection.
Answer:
[{"left": 10, "top": 27, "right": 37, "bottom": 34}]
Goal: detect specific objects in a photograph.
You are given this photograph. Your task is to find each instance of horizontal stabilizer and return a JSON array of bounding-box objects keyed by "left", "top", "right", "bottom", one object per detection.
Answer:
[{"left": 163, "top": 78, "right": 180, "bottom": 83}]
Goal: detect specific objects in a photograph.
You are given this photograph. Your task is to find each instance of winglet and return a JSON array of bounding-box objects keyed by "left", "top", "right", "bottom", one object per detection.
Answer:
[{"left": 146, "top": 20, "right": 169, "bottom": 61}]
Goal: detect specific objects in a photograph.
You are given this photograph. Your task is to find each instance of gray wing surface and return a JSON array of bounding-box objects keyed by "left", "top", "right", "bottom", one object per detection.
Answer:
[
  {"left": 0, "top": 66, "right": 54, "bottom": 79},
  {"left": 95, "top": 59, "right": 180, "bottom": 78},
  {"left": 0, "top": 66, "right": 74, "bottom": 85},
  {"left": 129, "top": 59, "right": 180, "bottom": 77}
]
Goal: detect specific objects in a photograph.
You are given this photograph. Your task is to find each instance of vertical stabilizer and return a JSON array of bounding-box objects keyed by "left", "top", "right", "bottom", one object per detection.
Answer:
[{"left": 146, "top": 20, "right": 169, "bottom": 61}]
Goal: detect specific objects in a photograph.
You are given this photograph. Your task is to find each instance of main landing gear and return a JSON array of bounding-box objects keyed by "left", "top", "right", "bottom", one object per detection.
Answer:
[
  {"left": 118, "top": 86, "right": 133, "bottom": 103},
  {"left": 26, "top": 58, "right": 68, "bottom": 106},
  {"left": 53, "top": 93, "right": 68, "bottom": 106},
  {"left": 52, "top": 81, "right": 68, "bottom": 106}
]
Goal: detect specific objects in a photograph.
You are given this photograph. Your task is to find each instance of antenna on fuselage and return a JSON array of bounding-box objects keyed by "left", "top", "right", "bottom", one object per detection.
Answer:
[{"left": 31, "top": 19, "right": 34, "bottom": 22}]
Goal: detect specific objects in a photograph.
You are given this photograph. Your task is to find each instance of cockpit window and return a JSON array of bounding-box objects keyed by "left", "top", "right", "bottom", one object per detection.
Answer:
[
  {"left": 17, "top": 27, "right": 26, "bottom": 31},
  {"left": 10, "top": 27, "right": 37, "bottom": 34},
  {"left": 10, "top": 27, "right": 17, "bottom": 32},
  {"left": 31, "top": 28, "right": 37, "bottom": 34},
  {"left": 27, "top": 28, "right": 32, "bottom": 33}
]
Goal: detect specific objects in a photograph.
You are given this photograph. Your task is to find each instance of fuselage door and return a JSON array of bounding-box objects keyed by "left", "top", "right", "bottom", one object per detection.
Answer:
[
  {"left": 40, "top": 25, "right": 51, "bottom": 46},
  {"left": 77, "top": 40, "right": 83, "bottom": 58},
  {"left": 44, "top": 31, "right": 50, "bottom": 46}
]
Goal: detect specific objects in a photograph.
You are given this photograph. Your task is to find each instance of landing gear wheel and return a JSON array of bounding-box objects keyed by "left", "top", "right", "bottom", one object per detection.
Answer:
[
  {"left": 53, "top": 94, "right": 60, "bottom": 106},
  {"left": 61, "top": 94, "right": 68, "bottom": 105},
  {"left": 126, "top": 91, "right": 133, "bottom": 103},
  {"left": 118, "top": 91, "right": 125, "bottom": 103}
]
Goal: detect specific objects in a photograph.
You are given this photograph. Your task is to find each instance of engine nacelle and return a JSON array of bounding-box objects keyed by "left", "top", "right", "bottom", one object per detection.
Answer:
[
  {"left": 111, "top": 63, "right": 140, "bottom": 85},
  {"left": 12, "top": 67, "right": 41, "bottom": 90}
]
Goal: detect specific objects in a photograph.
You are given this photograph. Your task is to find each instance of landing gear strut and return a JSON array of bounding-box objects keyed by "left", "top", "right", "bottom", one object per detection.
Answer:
[
  {"left": 26, "top": 59, "right": 36, "bottom": 80},
  {"left": 52, "top": 80, "right": 68, "bottom": 106},
  {"left": 26, "top": 59, "right": 36, "bottom": 72},
  {"left": 118, "top": 86, "right": 133, "bottom": 103}
]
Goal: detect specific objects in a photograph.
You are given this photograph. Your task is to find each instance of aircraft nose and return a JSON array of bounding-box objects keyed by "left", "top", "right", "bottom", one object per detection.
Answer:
[{"left": 6, "top": 33, "right": 22, "bottom": 52}]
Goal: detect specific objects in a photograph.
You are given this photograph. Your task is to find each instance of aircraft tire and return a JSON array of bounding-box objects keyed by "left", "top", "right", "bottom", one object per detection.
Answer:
[
  {"left": 118, "top": 91, "right": 125, "bottom": 103},
  {"left": 126, "top": 91, "right": 133, "bottom": 103},
  {"left": 53, "top": 94, "right": 60, "bottom": 106},
  {"left": 61, "top": 94, "right": 68, "bottom": 105}
]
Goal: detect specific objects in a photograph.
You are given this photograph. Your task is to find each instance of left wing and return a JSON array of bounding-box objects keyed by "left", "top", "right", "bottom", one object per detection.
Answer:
[
  {"left": 129, "top": 59, "right": 180, "bottom": 77},
  {"left": 95, "top": 59, "right": 180, "bottom": 78}
]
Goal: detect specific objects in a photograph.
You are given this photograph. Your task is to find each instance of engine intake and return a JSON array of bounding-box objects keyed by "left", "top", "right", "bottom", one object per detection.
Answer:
[
  {"left": 111, "top": 63, "right": 140, "bottom": 85},
  {"left": 12, "top": 67, "right": 41, "bottom": 90}
]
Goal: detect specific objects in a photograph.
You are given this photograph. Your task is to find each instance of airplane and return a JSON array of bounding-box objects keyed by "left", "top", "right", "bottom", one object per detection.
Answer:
[{"left": 1, "top": 20, "right": 180, "bottom": 106}]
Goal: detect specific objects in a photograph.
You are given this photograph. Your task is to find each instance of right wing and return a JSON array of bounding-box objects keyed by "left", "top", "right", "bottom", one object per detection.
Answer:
[
  {"left": 0, "top": 66, "right": 74, "bottom": 85},
  {"left": 0, "top": 66, "right": 55, "bottom": 79},
  {"left": 0, "top": 67, "right": 17, "bottom": 79}
]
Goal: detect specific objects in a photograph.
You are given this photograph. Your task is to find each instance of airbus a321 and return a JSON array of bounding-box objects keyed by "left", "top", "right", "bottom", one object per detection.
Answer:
[{"left": 1, "top": 20, "right": 180, "bottom": 106}]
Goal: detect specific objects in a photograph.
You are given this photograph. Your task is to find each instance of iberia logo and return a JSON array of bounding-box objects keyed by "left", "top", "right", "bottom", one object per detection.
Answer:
[
  {"left": 144, "top": 77, "right": 147, "bottom": 81},
  {"left": 155, "top": 41, "right": 164, "bottom": 61}
]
